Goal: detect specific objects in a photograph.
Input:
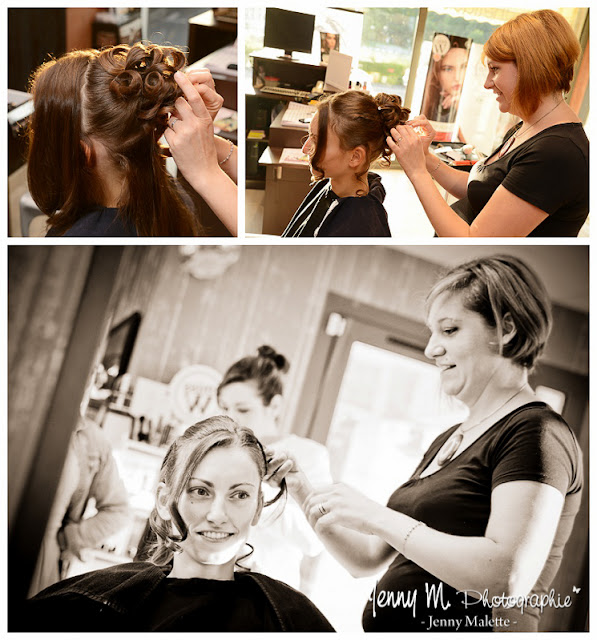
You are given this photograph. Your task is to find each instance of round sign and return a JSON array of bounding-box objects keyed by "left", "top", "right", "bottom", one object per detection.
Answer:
[
  {"left": 169, "top": 365, "right": 222, "bottom": 424},
  {"left": 432, "top": 34, "right": 451, "bottom": 58}
]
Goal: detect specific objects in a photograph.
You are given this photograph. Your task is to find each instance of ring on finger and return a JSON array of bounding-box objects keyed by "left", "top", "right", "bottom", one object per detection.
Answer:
[
  {"left": 396, "top": 136, "right": 403, "bottom": 142},
  {"left": 318, "top": 503, "right": 327, "bottom": 516},
  {"left": 169, "top": 117, "right": 179, "bottom": 130}
]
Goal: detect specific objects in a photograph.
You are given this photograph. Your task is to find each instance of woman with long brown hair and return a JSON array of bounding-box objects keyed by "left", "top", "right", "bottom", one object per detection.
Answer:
[
  {"left": 27, "top": 43, "right": 236, "bottom": 237},
  {"left": 19, "top": 417, "right": 334, "bottom": 631}
]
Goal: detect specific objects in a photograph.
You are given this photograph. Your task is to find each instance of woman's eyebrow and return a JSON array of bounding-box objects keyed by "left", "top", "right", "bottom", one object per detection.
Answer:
[{"left": 188, "top": 478, "right": 257, "bottom": 489}]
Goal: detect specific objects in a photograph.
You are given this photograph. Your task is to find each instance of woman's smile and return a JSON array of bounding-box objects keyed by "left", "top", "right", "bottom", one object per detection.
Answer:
[{"left": 197, "top": 530, "right": 235, "bottom": 542}]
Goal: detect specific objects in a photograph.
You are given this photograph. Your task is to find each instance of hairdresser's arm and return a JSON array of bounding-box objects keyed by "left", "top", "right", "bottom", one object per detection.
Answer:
[
  {"left": 167, "top": 72, "right": 237, "bottom": 235},
  {"left": 304, "top": 480, "right": 564, "bottom": 597},
  {"left": 186, "top": 70, "right": 237, "bottom": 184},
  {"left": 266, "top": 450, "right": 396, "bottom": 577},
  {"left": 214, "top": 135, "right": 238, "bottom": 184},
  {"left": 389, "top": 124, "right": 547, "bottom": 237}
]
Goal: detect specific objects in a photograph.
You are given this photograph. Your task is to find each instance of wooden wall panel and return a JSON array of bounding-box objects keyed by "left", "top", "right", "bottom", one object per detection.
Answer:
[{"left": 8, "top": 246, "right": 93, "bottom": 523}]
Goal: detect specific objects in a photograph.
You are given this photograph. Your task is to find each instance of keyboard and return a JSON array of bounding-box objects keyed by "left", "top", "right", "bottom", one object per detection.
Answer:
[
  {"left": 259, "top": 86, "right": 313, "bottom": 100},
  {"left": 282, "top": 101, "right": 317, "bottom": 129}
]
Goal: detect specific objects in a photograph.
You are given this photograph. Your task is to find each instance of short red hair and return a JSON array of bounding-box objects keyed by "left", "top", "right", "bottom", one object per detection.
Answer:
[{"left": 483, "top": 9, "right": 581, "bottom": 117}]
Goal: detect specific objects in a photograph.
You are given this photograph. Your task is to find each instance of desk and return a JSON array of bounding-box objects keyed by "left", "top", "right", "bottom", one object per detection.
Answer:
[
  {"left": 259, "top": 146, "right": 311, "bottom": 235},
  {"left": 257, "top": 105, "right": 312, "bottom": 234}
]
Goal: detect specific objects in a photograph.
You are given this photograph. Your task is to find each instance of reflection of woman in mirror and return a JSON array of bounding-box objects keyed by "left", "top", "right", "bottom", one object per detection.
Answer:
[
  {"left": 217, "top": 346, "right": 332, "bottom": 594},
  {"left": 421, "top": 38, "right": 470, "bottom": 123},
  {"left": 21, "top": 417, "right": 334, "bottom": 632}
]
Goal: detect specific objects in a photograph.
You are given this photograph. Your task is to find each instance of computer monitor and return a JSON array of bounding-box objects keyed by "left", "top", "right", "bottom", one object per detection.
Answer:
[{"left": 264, "top": 8, "right": 315, "bottom": 59}]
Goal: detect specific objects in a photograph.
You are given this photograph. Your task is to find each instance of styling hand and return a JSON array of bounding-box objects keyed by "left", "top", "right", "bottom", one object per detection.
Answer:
[
  {"left": 404, "top": 115, "right": 436, "bottom": 154},
  {"left": 264, "top": 447, "right": 312, "bottom": 503},
  {"left": 185, "top": 68, "right": 224, "bottom": 121},
  {"left": 164, "top": 71, "right": 221, "bottom": 189},
  {"left": 387, "top": 124, "right": 428, "bottom": 179},
  {"left": 303, "top": 483, "right": 383, "bottom": 535}
]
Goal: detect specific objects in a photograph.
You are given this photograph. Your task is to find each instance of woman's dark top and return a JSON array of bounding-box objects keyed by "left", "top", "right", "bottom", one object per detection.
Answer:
[
  {"left": 17, "top": 562, "right": 334, "bottom": 632},
  {"left": 45, "top": 208, "right": 137, "bottom": 237},
  {"left": 451, "top": 123, "right": 589, "bottom": 236},
  {"left": 362, "top": 402, "right": 583, "bottom": 632},
  {"left": 282, "top": 172, "right": 391, "bottom": 237}
]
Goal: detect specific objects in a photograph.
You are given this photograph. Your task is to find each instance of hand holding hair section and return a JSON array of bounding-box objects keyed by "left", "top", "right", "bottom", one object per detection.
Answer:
[{"left": 164, "top": 70, "right": 238, "bottom": 236}]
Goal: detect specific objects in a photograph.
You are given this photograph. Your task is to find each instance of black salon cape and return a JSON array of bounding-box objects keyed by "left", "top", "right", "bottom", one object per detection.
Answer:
[
  {"left": 15, "top": 561, "right": 335, "bottom": 632},
  {"left": 282, "top": 172, "right": 391, "bottom": 237}
]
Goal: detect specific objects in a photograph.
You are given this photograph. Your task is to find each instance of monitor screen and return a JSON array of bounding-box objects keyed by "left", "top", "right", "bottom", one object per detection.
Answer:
[{"left": 264, "top": 8, "right": 315, "bottom": 55}]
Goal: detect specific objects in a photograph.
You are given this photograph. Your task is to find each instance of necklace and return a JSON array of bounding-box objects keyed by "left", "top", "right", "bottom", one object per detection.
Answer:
[
  {"left": 435, "top": 385, "right": 527, "bottom": 467},
  {"left": 498, "top": 99, "right": 564, "bottom": 158}
]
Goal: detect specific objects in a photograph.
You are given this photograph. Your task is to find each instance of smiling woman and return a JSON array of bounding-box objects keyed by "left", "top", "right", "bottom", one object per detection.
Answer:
[
  {"left": 388, "top": 9, "right": 589, "bottom": 237},
  {"left": 267, "top": 255, "right": 583, "bottom": 632},
  {"left": 18, "top": 417, "right": 334, "bottom": 632}
]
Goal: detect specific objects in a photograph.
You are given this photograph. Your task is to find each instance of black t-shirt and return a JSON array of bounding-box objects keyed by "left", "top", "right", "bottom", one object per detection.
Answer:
[
  {"left": 362, "top": 402, "right": 583, "bottom": 632},
  {"left": 451, "top": 123, "right": 589, "bottom": 237},
  {"left": 137, "top": 573, "right": 279, "bottom": 631}
]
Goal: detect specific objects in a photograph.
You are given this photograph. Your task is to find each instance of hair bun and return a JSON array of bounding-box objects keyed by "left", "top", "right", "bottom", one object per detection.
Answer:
[
  {"left": 374, "top": 93, "right": 410, "bottom": 134},
  {"left": 99, "top": 43, "right": 186, "bottom": 130},
  {"left": 257, "top": 345, "right": 289, "bottom": 373}
]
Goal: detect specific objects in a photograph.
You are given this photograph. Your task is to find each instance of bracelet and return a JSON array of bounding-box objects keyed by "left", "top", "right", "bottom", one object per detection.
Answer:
[
  {"left": 429, "top": 157, "right": 442, "bottom": 174},
  {"left": 403, "top": 521, "right": 425, "bottom": 553},
  {"left": 219, "top": 139, "right": 234, "bottom": 165}
]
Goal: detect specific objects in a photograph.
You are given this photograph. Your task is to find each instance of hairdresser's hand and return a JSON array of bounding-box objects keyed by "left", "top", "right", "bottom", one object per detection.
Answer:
[
  {"left": 165, "top": 71, "right": 220, "bottom": 185},
  {"left": 185, "top": 68, "right": 224, "bottom": 122},
  {"left": 304, "top": 483, "right": 383, "bottom": 535},
  {"left": 265, "top": 447, "right": 312, "bottom": 505},
  {"left": 167, "top": 70, "right": 238, "bottom": 235},
  {"left": 405, "top": 115, "right": 436, "bottom": 154},
  {"left": 388, "top": 124, "right": 428, "bottom": 180}
]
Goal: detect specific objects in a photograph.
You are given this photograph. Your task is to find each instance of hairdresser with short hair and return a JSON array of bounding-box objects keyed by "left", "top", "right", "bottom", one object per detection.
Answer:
[
  {"left": 269, "top": 256, "right": 583, "bottom": 632},
  {"left": 388, "top": 10, "right": 588, "bottom": 237}
]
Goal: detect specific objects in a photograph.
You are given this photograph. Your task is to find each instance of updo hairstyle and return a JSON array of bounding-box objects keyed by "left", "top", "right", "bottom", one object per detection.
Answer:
[
  {"left": 147, "top": 415, "right": 285, "bottom": 566},
  {"left": 426, "top": 255, "right": 553, "bottom": 370},
  {"left": 309, "top": 90, "right": 410, "bottom": 184},
  {"left": 28, "top": 43, "right": 199, "bottom": 236},
  {"left": 217, "top": 345, "right": 289, "bottom": 407}
]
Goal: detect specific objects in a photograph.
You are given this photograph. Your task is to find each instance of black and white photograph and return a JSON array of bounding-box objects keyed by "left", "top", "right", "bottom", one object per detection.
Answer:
[{"left": 8, "top": 245, "right": 588, "bottom": 632}]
